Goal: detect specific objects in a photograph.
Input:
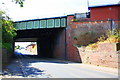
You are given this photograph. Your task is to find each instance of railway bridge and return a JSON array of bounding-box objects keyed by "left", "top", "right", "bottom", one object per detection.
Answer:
[
  {"left": 13, "top": 15, "right": 81, "bottom": 62},
  {"left": 14, "top": 16, "right": 68, "bottom": 60}
]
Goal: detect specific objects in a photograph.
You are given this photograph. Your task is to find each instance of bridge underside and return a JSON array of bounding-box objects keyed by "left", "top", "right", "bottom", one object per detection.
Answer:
[{"left": 14, "top": 28, "right": 66, "bottom": 60}]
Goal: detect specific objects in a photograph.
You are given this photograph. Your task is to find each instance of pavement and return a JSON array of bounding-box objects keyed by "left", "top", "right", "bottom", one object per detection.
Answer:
[{"left": 1, "top": 58, "right": 119, "bottom": 78}]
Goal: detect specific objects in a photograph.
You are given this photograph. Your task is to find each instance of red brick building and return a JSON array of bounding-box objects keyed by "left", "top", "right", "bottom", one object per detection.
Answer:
[{"left": 89, "top": 4, "right": 120, "bottom": 20}]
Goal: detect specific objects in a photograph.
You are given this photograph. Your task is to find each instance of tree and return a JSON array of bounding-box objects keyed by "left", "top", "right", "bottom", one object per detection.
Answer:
[
  {"left": 1, "top": 10, "right": 17, "bottom": 43},
  {"left": 12, "top": 0, "right": 25, "bottom": 7},
  {"left": 0, "top": 10, "right": 17, "bottom": 52}
]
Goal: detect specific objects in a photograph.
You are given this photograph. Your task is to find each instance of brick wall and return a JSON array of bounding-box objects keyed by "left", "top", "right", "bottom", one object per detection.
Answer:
[
  {"left": 66, "top": 15, "right": 82, "bottom": 62},
  {"left": 78, "top": 43, "right": 120, "bottom": 68},
  {"left": 66, "top": 15, "right": 120, "bottom": 62}
]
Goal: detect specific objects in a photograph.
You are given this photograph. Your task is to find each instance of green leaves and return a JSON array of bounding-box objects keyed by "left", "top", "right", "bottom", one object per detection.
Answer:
[
  {"left": 0, "top": 9, "right": 16, "bottom": 54},
  {"left": 12, "top": 0, "right": 25, "bottom": 7},
  {"left": 2, "top": 20, "right": 16, "bottom": 37},
  {"left": 1, "top": 10, "right": 17, "bottom": 43}
]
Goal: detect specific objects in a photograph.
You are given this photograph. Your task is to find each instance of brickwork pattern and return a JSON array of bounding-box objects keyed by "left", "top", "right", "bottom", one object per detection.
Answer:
[
  {"left": 66, "top": 15, "right": 120, "bottom": 64},
  {"left": 78, "top": 43, "right": 120, "bottom": 68}
]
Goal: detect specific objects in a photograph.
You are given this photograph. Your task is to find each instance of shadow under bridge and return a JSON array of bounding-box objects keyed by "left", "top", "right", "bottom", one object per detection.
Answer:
[{"left": 14, "top": 28, "right": 67, "bottom": 60}]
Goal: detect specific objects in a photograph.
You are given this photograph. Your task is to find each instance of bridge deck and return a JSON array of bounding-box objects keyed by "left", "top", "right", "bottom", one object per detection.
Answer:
[{"left": 14, "top": 16, "right": 67, "bottom": 30}]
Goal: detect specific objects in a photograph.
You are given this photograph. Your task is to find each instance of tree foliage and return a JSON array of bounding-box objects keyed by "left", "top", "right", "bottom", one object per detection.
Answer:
[
  {"left": 0, "top": 10, "right": 17, "bottom": 53},
  {"left": 0, "top": 10, "right": 17, "bottom": 43},
  {"left": 12, "top": 0, "right": 25, "bottom": 7}
]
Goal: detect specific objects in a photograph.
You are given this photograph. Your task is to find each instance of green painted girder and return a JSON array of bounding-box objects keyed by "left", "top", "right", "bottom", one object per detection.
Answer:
[{"left": 14, "top": 16, "right": 67, "bottom": 30}]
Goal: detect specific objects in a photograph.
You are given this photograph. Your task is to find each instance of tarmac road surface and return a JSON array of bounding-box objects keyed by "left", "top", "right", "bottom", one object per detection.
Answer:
[{"left": 2, "top": 57, "right": 118, "bottom": 78}]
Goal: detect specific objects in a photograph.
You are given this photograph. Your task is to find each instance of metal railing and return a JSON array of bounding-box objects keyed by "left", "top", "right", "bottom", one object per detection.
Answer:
[{"left": 14, "top": 16, "right": 67, "bottom": 30}]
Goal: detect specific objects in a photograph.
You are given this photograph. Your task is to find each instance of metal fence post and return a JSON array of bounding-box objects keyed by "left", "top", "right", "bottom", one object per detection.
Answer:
[{"left": 110, "top": 19, "right": 115, "bottom": 34}]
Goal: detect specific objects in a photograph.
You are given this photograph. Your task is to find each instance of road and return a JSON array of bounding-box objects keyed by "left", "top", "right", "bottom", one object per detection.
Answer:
[
  {"left": 2, "top": 57, "right": 118, "bottom": 78},
  {"left": 15, "top": 49, "right": 37, "bottom": 55}
]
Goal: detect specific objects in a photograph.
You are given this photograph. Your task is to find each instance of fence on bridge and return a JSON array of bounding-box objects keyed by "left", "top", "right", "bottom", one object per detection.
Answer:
[{"left": 14, "top": 16, "right": 67, "bottom": 30}]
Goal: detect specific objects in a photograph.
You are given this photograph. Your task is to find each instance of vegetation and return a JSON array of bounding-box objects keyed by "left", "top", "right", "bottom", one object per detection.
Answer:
[
  {"left": 73, "top": 27, "right": 120, "bottom": 50},
  {"left": 106, "top": 29, "right": 120, "bottom": 43},
  {"left": 97, "top": 29, "right": 120, "bottom": 43},
  {"left": 71, "top": 19, "right": 79, "bottom": 22},
  {"left": 0, "top": 10, "right": 17, "bottom": 52},
  {"left": 15, "top": 45, "right": 20, "bottom": 49},
  {"left": 86, "top": 29, "right": 120, "bottom": 50},
  {"left": 12, "top": 0, "right": 25, "bottom": 7}
]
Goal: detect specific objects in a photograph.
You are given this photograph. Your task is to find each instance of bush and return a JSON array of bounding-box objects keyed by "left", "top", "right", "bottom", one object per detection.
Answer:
[
  {"left": 2, "top": 19, "right": 17, "bottom": 43},
  {"left": 98, "top": 35, "right": 106, "bottom": 42},
  {"left": 2, "top": 43, "right": 12, "bottom": 53},
  {"left": 97, "top": 29, "right": 120, "bottom": 43},
  {"left": 106, "top": 29, "right": 120, "bottom": 43},
  {"left": 1, "top": 10, "right": 16, "bottom": 54}
]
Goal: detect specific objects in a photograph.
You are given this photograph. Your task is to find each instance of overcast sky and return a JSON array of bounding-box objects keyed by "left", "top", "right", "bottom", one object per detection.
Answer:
[{"left": 0, "top": 0, "right": 119, "bottom": 21}]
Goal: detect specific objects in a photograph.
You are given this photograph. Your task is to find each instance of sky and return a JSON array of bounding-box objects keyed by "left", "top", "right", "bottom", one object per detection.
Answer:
[{"left": 0, "top": 0, "right": 119, "bottom": 21}]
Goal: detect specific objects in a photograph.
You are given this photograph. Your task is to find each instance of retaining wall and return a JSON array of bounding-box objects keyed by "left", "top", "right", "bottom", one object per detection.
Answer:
[
  {"left": 66, "top": 15, "right": 120, "bottom": 63},
  {"left": 78, "top": 43, "right": 120, "bottom": 68}
]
